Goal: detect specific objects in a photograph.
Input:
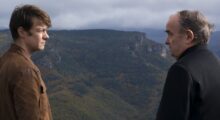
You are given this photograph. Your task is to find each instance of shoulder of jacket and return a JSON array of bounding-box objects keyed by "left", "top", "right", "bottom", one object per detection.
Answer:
[{"left": 1, "top": 52, "right": 35, "bottom": 72}]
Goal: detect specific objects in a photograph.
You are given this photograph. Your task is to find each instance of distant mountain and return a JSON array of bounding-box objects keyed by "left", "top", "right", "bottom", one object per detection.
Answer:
[
  {"left": 121, "top": 28, "right": 166, "bottom": 43},
  {"left": 0, "top": 29, "right": 173, "bottom": 120},
  {"left": 134, "top": 29, "right": 220, "bottom": 57}
]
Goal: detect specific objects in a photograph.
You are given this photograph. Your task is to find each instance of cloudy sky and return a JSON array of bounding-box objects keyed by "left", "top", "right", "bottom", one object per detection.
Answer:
[{"left": 0, "top": 0, "right": 220, "bottom": 30}]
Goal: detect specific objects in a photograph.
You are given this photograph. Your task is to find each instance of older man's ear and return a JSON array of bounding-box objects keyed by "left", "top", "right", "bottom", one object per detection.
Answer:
[{"left": 185, "top": 29, "right": 195, "bottom": 45}]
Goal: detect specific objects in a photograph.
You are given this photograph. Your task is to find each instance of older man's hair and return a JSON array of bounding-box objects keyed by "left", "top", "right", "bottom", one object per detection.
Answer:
[{"left": 178, "top": 10, "right": 214, "bottom": 44}]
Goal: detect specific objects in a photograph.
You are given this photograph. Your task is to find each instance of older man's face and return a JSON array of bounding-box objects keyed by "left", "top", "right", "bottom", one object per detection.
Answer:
[{"left": 165, "top": 14, "right": 188, "bottom": 59}]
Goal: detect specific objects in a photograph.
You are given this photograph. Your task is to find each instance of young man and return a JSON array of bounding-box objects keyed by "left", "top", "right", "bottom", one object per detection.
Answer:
[
  {"left": 0, "top": 5, "right": 52, "bottom": 120},
  {"left": 156, "top": 10, "right": 220, "bottom": 120}
]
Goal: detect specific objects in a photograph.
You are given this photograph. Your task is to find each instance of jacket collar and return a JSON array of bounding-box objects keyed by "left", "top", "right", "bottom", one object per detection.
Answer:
[
  {"left": 8, "top": 43, "right": 33, "bottom": 64},
  {"left": 178, "top": 43, "right": 208, "bottom": 60}
]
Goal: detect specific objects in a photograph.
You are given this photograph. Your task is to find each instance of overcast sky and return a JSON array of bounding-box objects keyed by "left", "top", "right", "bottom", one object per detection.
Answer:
[{"left": 1, "top": 0, "right": 220, "bottom": 30}]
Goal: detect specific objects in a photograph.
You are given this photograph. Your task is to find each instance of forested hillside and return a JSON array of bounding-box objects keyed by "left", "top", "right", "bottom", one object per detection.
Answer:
[{"left": 0, "top": 29, "right": 172, "bottom": 120}]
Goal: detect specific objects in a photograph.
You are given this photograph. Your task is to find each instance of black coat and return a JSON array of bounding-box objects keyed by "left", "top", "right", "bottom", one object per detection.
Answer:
[{"left": 156, "top": 44, "right": 220, "bottom": 120}]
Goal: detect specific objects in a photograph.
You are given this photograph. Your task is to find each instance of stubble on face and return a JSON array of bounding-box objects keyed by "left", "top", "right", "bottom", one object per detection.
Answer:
[
  {"left": 165, "top": 14, "right": 187, "bottom": 59},
  {"left": 25, "top": 19, "right": 49, "bottom": 53}
]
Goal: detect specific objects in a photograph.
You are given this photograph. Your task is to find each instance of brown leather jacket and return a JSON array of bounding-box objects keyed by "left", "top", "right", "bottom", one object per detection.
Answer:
[{"left": 0, "top": 44, "right": 52, "bottom": 120}]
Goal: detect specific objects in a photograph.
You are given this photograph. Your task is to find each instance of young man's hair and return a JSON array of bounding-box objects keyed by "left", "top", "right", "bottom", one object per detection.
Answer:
[
  {"left": 178, "top": 10, "right": 214, "bottom": 44},
  {"left": 9, "top": 4, "right": 51, "bottom": 40}
]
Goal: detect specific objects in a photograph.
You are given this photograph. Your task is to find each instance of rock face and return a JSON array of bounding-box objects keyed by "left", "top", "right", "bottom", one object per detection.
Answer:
[{"left": 0, "top": 29, "right": 172, "bottom": 120}]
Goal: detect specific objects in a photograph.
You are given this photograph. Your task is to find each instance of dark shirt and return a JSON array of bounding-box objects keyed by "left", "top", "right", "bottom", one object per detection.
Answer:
[{"left": 156, "top": 44, "right": 220, "bottom": 120}]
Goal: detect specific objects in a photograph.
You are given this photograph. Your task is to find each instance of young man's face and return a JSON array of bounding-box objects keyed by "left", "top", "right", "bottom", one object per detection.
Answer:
[{"left": 24, "top": 18, "right": 49, "bottom": 52}]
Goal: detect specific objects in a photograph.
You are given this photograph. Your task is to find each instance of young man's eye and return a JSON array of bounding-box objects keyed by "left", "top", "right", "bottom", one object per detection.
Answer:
[{"left": 38, "top": 29, "right": 47, "bottom": 33}]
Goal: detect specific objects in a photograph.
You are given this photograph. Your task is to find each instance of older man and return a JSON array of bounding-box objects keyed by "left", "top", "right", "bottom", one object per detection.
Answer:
[{"left": 156, "top": 10, "right": 220, "bottom": 120}]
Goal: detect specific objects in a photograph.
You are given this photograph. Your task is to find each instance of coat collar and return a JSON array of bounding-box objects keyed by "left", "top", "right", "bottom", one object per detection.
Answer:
[
  {"left": 178, "top": 44, "right": 208, "bottom": 60},
  {"left": 8, "top": 43, "right": 39, "bottom": 70},
  {"left": 8, "top": 43, "right": 31, "bottom": 61}
]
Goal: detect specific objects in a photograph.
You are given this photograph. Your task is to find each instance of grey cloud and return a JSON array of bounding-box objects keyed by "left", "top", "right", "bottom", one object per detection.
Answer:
[{"left": 0, "top": 0, "right": 220, "bottom": 30}]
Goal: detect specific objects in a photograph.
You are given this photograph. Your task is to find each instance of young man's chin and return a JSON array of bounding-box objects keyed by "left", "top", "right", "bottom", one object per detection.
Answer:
[
  {"left": 40, "top": 48, "right": 45, "bottom": 50},
  {"left": 38, "top": 46, "right": 45, "bottom": 51}
]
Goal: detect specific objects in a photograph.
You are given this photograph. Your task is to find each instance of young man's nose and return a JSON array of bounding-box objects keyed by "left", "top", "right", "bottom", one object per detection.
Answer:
[{"left": 44, "top": 32, "right": 49, "bottom": 40}]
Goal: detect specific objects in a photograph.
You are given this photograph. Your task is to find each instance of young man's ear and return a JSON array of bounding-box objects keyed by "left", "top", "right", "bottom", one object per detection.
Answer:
[
  {"left": 17, "top": 27, "right": 26, "bottom": 38},
  {"left": 185, "top": 29, "right": 195, "bottom": 44}
]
